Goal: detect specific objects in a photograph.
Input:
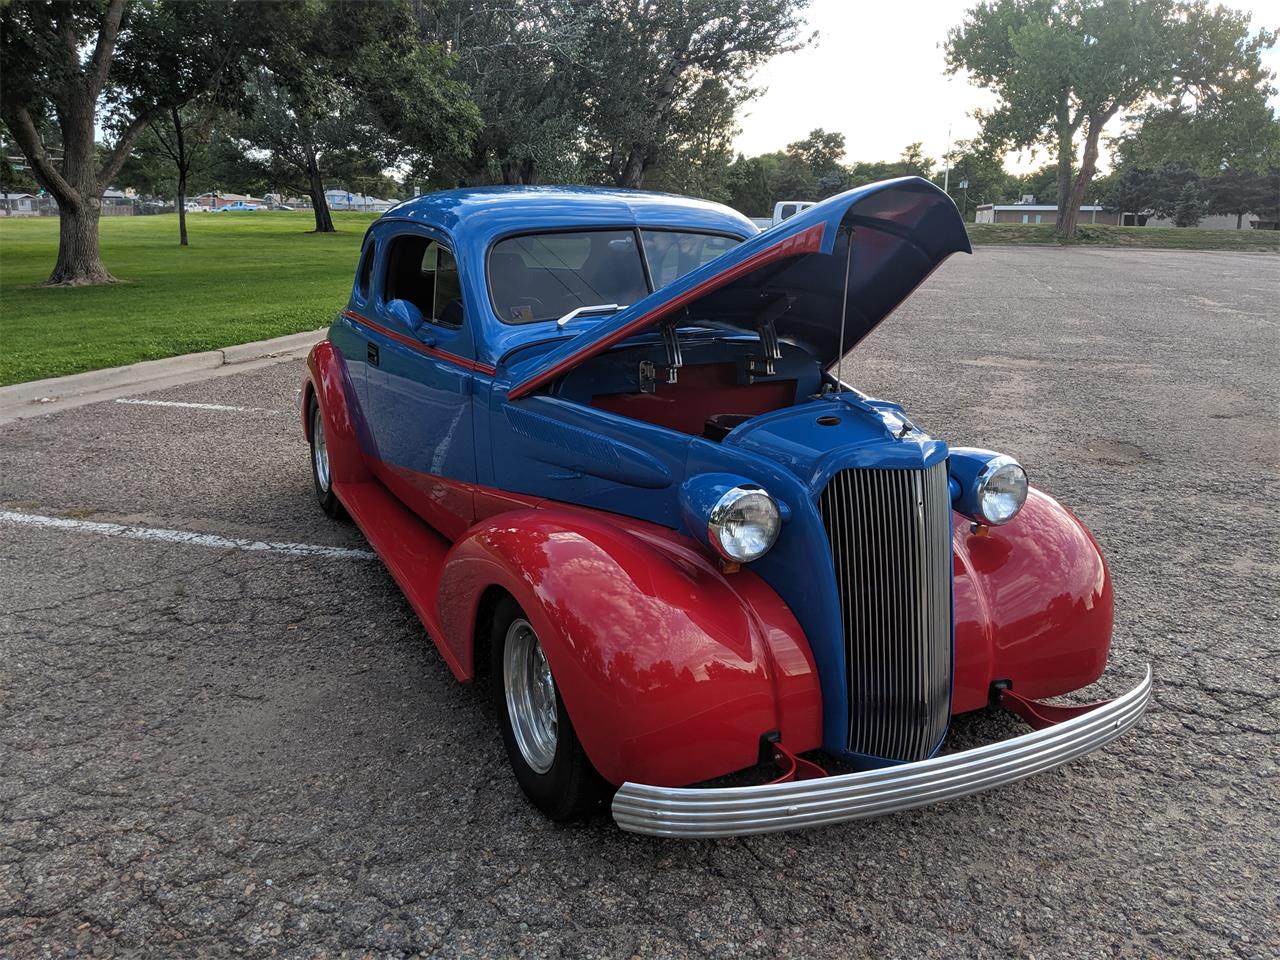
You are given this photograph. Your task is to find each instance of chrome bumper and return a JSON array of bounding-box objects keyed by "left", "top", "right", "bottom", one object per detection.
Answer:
[{"left": 612, "top": 666, "right": 1152, "bottom": 838}]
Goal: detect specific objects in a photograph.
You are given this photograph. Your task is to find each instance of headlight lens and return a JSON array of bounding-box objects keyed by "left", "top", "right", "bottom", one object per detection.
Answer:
[
  {"left": 708, "top": 486, "right": 780, "bottom": 562},
  {"left": 977, "top": 456, "right": 1028, "bottom": 524}
]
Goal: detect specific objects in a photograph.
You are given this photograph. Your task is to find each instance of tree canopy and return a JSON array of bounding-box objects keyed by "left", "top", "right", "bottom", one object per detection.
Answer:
[
  {"left": 947, "top": 0, "right": 1277, "bottom": 238},
  {"left": 235, "top": 0, "right": 478, "bottom": 233}
]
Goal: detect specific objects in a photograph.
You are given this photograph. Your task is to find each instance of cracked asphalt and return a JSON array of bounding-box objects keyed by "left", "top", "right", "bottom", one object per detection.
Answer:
[{"left": 1, "top": 246, "right": 1277, "bottom": 959}]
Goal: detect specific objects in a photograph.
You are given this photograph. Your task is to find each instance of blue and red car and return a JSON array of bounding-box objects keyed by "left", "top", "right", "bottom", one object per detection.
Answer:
[{"left": 302, "top": 178, "right": 1151, "bottom": 837}]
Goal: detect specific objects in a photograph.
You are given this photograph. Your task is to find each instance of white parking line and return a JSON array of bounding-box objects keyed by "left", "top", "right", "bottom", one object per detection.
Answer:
[
  {"left": 0, "top": 511, "right": 375, "bottom": 560},
  {"left": 114, "top": 398, "right": 281, "bottom": 413}
]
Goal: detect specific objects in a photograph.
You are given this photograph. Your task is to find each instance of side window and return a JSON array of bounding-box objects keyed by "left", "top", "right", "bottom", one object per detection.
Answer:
[
  {"left": 355, "top": 239, "right": 375, "bottom": 299},
  {"left": 385, "top": 234, "right": 463, "bottom": 326},
  {"left": 640, "top": 231, "right": 740, "bottom": 289}
]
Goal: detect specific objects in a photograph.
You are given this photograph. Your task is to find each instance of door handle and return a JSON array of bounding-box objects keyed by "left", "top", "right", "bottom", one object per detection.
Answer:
[{"left": 367, "top": 342, "right": 379, "bottom": 366}]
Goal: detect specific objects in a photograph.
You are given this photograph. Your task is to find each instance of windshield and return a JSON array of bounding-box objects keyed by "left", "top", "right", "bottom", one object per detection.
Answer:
[{"left": 489, "top": 228, "right": 742, "bottom": 324}]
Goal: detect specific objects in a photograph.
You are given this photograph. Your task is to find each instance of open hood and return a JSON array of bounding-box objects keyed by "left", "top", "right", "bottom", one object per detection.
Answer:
[{"left": 506, "top": 177, "right": 970, "bottom": 400}]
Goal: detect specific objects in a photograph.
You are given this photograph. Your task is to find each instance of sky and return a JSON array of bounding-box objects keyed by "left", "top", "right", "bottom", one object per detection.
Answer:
[{"left": 733, "top": 0, "right": 1280, "bottom": 174}]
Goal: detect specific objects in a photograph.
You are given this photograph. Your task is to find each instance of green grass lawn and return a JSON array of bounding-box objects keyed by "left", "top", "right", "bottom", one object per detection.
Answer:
[
  {"left": 0, "top": 211, "right": 377, "bottom": 386},
  {"left": 967, "top": 221, "right": 1280, "bottom": 251}
]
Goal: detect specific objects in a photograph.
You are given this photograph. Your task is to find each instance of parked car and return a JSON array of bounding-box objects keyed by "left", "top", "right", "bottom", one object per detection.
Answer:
[
  {"left": 215, "top": 201, "right": 257, "bottom": 212},
  {"left": 301, "top": 180, "right": 1151, "bottom": 836},
  {"left": 183, "top": 201, "right": 203, "bottom": 212}
]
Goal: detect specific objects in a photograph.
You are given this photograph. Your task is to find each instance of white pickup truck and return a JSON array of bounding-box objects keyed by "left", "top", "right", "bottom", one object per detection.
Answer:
[{"left": 751, "top": 200, "right": 816, "bottom": 231}]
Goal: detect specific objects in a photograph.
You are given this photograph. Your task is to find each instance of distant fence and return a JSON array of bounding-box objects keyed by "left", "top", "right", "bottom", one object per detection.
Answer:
[{"left": 0, "top": 198, "right": 139, "bottom": 217}]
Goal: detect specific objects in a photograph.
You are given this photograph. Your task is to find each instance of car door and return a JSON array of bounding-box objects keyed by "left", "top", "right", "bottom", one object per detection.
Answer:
[{"left": 361, "top": 225, "right": 478, "bottom": 537}]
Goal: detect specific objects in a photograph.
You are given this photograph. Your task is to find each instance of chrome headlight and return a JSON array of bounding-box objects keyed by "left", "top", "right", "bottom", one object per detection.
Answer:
[
  {"left": 708, "top": 486, "right": 781, "bottom": 562},
  {"left": 950, "top": 449, "right": 1028, "bottom": 525}
]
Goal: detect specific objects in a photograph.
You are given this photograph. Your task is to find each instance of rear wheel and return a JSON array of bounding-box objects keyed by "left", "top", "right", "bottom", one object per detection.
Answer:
[
  {"left": 308, "top": 395, "right": 345, "bottom": 520},
  {"left": 491, "top": 597, "right": 608, "bottom": 820}
]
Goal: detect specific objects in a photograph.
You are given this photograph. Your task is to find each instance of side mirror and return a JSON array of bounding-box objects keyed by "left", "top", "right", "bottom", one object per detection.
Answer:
[{"left": 387, "top": 298, "right": 425, "bottom": 331}]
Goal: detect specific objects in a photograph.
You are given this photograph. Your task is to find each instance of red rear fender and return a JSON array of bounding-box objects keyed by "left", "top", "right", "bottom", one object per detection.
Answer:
[
  {"left": 437, "top": 509, "right": 822, "bottom": 787},
  {"left": 304, "top": 341, "right": 370, "bottom": 485}
]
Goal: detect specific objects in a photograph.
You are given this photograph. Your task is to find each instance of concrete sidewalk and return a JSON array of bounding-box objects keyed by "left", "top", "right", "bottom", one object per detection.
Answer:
[{"left": 0, "top": 327, "right": 327, "bottom": 425}]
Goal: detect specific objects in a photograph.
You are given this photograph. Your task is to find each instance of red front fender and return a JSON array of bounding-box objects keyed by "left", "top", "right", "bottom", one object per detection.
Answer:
[
  {"left": 952, "top": 488, "right": 1114, "bottom": 713},
  {"left": 437, "top": 509, "right": 822, "bottom": 787}
]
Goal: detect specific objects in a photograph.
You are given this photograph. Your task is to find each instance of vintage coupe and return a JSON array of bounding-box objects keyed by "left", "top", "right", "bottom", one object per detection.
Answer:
[{"left": 302, "top": 179, "right": 1151, "bottom": 837}]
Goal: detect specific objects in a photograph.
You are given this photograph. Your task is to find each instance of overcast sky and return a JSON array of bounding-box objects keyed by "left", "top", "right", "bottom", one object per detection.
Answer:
[{"left": 734, "top": 0, "right": 1280, "bottom": 173}]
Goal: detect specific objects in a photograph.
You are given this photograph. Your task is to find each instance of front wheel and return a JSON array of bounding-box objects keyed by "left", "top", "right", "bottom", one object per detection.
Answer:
[
  {"left": 491, "top": 597, "right": 608, "bottom": 820},
  {"left": 308, "top": 396, "right": 345, "bottom": 520}
]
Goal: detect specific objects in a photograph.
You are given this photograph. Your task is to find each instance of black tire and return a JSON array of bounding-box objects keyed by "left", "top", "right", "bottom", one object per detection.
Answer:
[
  {"left": 308, "top": 395, "right": 346, "bottom": 520},
  {"left": 490, "top": 596, "right": 609, "bottom": 820}
]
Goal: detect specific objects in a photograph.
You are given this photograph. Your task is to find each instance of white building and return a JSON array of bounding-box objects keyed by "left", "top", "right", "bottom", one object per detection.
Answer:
[
  {"left": 0, "top": 192, "right": 37, "bottom": 216},
  {"left": 974, "top": 203, "right": 1116, "bottom": 225}
]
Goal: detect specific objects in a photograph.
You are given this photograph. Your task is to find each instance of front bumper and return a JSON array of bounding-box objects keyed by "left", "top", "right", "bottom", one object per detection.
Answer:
[{"left": 612, "top": 666, "right": 1152, "bottom": 838}]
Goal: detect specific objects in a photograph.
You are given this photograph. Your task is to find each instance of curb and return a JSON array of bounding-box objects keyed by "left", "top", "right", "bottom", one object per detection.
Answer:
[{"left": 0, "top": 327, "right": 327, "bottom": 425}]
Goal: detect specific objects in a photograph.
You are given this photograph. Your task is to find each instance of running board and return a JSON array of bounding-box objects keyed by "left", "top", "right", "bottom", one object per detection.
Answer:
[{"left": 332, "top": 479, "right": 467, "bottom": 679}]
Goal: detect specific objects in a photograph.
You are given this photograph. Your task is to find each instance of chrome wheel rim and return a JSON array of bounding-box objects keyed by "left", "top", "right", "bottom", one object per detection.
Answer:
[
  {"left": 503, "top": 618, "right": 558, "bottom": 774},
  {"left": 312, "top": 407, "right": 330, "bottom": 492}
]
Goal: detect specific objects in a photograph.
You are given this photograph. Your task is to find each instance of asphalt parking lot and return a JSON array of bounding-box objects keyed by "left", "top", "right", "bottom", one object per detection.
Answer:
[{"left": 2, "top": 246, "right": 1277, "bottom": 959}]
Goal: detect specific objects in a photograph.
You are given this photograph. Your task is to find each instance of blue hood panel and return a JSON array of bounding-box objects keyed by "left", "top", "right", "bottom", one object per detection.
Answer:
[{"left": 507, "top": 177, "right": 970, "bottom": 399}]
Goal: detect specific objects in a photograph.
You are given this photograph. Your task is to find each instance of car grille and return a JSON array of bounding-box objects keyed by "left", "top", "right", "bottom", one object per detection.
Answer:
[{"left": 818, "top": 461, "right": 953, "bottom": 762}]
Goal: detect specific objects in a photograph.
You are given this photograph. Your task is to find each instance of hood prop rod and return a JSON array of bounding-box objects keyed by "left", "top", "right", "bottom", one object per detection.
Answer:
[{"left": 834, "top": 225, "right": 856, "bottom": 388}]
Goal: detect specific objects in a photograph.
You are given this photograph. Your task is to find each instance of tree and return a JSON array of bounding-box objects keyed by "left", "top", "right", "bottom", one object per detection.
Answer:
[
  {"left": 1117, "top": 99, "right": 1280, "bottom": 176},
  {"left": 1172, "top": 181, "right": 1202, "bottom": 226},
  {"left": 577, "top": 0, "right": 814, "bottom": 188},
  {"left": 725, "top": 152, "right": 783, "bottom": 216},
  {"left": 1205, "top": 165, "right": 1280, "bottom": 228},
  {"left": 642, "top": 77, "right": 741, "bottom": 201},
  {"left": 934, "top": 140, "right": 1012, "bottom": 218},
  {"left": 947, "top": 0, "right": 1277, "bottom": 239},
  {"left": 148, "top": 105, "right": 220, "bottom": 245},
  {"left": 239, "top": 0, "right": 477, "bottom": 233},
  {"left": 418, "top": 1, "right": 585, "bottom": 186},
  {"left": 1007, "top": 163, "right": 1062, "bottom": 204},
  {"left": 0, "top": 1, "right": 272, "bottom": 285},
  {"left": 1105, "top": 160, "right": 1198, "bottom": 219}
]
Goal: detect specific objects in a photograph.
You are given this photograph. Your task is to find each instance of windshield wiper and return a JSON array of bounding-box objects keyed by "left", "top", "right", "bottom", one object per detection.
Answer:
[{"left": 556, "top": 303, "right": 627, "bottom": 328}]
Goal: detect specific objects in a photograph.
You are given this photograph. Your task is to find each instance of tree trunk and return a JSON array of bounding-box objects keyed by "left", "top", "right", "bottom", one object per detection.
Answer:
[
  {"left": 1060, "top": 115, "right": 1108, "bottom": 240},
  {"left": 49, "top": 199, "right": 115, "bottom": 285},
  {"left": 500, "top": 156, "right": 538, "bottom": 185},
  {"left": 174, "top": 106, "right": 188, "bottom": 246},
  {"left": 306, "top": 157, "right": 334, "bottom": 233},
  {"left": 176, "top": 167, "right": 189, "bottom": 246},
  {"left": 1053, "top": 97, "right": 1075, "bottom": 236},
  {"left": 616, "top": 145, "right": 648, "bottom": 189},
  {"left": 1236, "top": 212, "right": 1243, "bottom": 229}
]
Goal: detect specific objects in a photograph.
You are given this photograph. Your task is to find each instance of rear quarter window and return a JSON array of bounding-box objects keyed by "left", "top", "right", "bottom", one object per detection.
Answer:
[{"left": 355, "top": 240, "right": 375, "bottom": 299}]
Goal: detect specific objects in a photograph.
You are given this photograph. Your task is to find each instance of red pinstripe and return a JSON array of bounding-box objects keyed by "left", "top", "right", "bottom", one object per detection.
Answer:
[{"left": 343, "top": 309, "right": 498, "bottom": 376}]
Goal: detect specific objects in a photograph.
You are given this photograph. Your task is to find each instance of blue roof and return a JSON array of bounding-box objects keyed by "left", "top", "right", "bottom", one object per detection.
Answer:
[{"left": 380, "top": 185, "right": 758, "bottom": 248}]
